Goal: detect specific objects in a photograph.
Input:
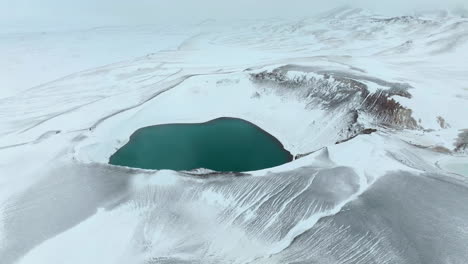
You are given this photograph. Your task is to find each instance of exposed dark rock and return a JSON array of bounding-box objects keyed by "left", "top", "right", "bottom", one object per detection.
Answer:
[
  {"left": 362, "top": 128, "right": 378, "bottom": 134},
  {"left": 181, "top": 169, "right": 249, "bottom": 178},
  {"left": 250, "top": 66, "right": 419, "bottom": 130},
  {"left": 251, "top": 92, "right": 261, "bottom": 99},
  {"left": 436, "top": 116, "right": 450, "bottom": 129},
  {"left": 335, "top": 128, "right": 378, "bottom": 144},
  {"left": 406, "top": 142, "right": 452, "bottom": 154},
  {"left": 360, "top": 89, "right": 419, "bottom": 129},
  {"left": 295, "top": 151, "right": 316, "bottom": 160},
  {"left": 454, "top": 129, "right": 468, "bottom": 153},
  {"left": 371, "top": 16, "right": 434, "bottom": 25}
]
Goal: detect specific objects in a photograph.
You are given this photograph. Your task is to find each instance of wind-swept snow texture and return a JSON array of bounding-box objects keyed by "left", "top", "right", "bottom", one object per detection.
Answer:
[{"left": 1, "top": 7, "right": 468, "bottom": 264}]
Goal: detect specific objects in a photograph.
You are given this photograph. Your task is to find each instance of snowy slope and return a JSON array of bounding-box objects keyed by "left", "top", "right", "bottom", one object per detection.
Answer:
[
  {"left": 0, "top": 25, "right": 193, "bottom": 98},
  {"left": 1, "top": 7, "right": 468, "bottom": 264}
]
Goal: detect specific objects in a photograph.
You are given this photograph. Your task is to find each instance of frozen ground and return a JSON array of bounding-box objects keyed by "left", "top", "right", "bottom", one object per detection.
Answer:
[
  {"left": 0, "top": 25, "right": 191, "bottom": 98},
  {"left": 1, "top": 7, "right": 468, "bottom": 264}
]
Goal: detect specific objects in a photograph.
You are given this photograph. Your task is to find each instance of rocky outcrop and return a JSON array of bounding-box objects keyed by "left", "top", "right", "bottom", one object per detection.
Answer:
[
  {"left": 454, "top": 129, "right": 468, "bottom": 153},
  {"left": 250, "top": 66, "right": 420, "bottom": 130}
]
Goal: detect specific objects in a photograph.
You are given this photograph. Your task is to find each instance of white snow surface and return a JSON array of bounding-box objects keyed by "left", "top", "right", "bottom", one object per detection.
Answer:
[{"left": 1, "top": 8, "right": 468, "bottom": 264}]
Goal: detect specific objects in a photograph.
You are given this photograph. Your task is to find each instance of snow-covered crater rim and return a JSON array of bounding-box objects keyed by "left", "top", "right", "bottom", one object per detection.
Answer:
[
  {"left": 109, "top": 117, "right": 294, "bottom": 174},
  {"left": 73, "top": 114, "right": 304, "bottom": 174}
]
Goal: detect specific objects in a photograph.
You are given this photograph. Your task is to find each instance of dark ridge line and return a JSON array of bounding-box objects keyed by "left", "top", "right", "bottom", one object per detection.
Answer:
[
  {"left": 5, "top": 61, "right": 166, "bottom": 100},
  {"left": 19, "top": 97, "right": 108, "bottom": 134},
  {"left": 278, "top": 64, "right": 413, "bottom": 92},
  {"left": 0, "top": 130, "right": 61, "bottom": 150},
  {"left": 0, "top": 142, "right": 29, "bottom": 150},
  {"left": 2, "top": 70, "right": 231, "bottom": 149},
  {"left": 1, "top": 62, "right": 171, "bottom": 136},
  {"left": 335, "top": 128, "right": 378, "bottom": 144},
  {"left": 179, "top": 170, "right": 251, "bottom": 179}
]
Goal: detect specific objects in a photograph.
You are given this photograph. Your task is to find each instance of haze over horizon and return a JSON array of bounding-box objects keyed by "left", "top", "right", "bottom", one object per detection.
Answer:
[{"left": 1, "top": 0, "right": 467, "bottom": 29}]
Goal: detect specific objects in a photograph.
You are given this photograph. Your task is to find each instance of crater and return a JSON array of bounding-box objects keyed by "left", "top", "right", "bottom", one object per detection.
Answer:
[{"left": 109, "top": 118, "right": 293, "bottom": 172}]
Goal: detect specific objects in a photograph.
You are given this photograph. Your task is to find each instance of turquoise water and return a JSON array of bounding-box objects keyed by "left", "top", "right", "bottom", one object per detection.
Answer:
[{"left": 109, "top": 118, "right": 293, "bottom": 172}]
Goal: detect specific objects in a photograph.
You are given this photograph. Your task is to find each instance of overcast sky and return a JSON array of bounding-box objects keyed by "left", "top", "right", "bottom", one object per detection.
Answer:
[{"left": 1, "top": 0, "right": 467, "bottom": 28}]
